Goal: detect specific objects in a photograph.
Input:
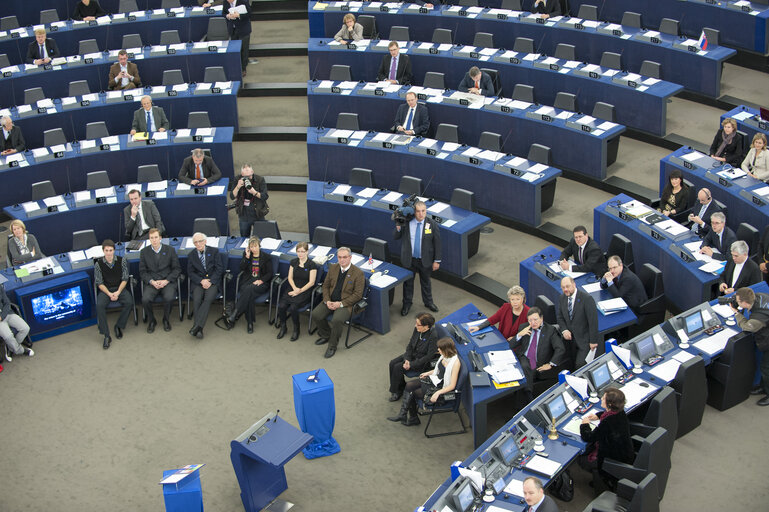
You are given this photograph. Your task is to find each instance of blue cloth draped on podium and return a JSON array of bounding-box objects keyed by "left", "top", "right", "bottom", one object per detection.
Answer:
[
  {"left": 161, "top": 469, "right": 204, "bottom": 512},
  {"left": 292, "top": 369, "right": 340, "bottom": 459}
]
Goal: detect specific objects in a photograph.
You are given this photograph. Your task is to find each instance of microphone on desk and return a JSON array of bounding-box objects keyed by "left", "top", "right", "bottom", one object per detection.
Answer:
[{"left": 273, "top": 409, "right": 280, "bottom": 422}]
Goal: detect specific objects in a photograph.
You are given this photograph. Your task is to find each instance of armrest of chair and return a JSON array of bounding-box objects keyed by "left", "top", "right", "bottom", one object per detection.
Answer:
[
  {"left": 628, "top": 422, "right": 656, "bottom": 438},
  {"left": 614, "top": 478, "right": 637, "bottom": 501},
  {"left": 602, "top": 458, "right": 646, "bottom": 484},
  {"left": 650, "top": 197, "right": 661, "bottom": 209},
  {"left": 352, "top": 297, "right": 368, "bottom": 314}
]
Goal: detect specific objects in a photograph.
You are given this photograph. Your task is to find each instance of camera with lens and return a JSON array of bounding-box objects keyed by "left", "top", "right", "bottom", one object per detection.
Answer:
[
  {"left": 717, "top": 296, "right": 738, "bottom": 308},
  {"left": 242, "top": 177, "right": 253, "bottom": 190},
  {"left": 391, "top": 194, "right": 418, "bottom": 225}
]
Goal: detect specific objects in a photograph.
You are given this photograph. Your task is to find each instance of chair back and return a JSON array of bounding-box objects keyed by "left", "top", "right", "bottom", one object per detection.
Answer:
[
  {"left": 473, "top": 32, "right": 493, "bottom": 48},
  {"left": 119, "top": 0, "right": 139, "bottom": 13},
  {"left": 607, "top": 234, "right": 634, "bottom": 271},
  {"left": 188, "top": 112, "right": 211, "bottom": 129},
  {"left": 349, "top": 168, "right": 373, "bottom": 188},
  {"left": 79, "top": 39, "right": 100, "bottom": 55},
  {"left": 672, "top": 357, "right": 707, "bottom": 438},
  {"left": 73, "top": 230, "right": 98, "bottom": 251},
  {"left": 621, "top": 11, "right": 642, "bottom": 28},
  {"left": 534, "top": 295, "right": 557, "bottom": 325},
  {"left": 86, "top": 122, "right": 109, "bottom": 140},
  {"left": 477, "top": 132, "right": 501, "bottom": 152},
  {"left": 432, "top": 28, "right": 453, "bottom": 44},
  {"left": 69, "top": 80, "right": 90, "bottom": 97},
  {"left": 554, "top": 92, "right": 576, "bottom": 112},
  {"left": 336, "top": 113, "right": 359, "bottom": 131},
  {"left": 600, "top": 51, "right": 622, "bottom": 70},
  {"left": 86, "top": 171, "right": 111, "bottom": 191},
  {"left": 512, "top": 84, "right": 534, "bottom": 103},
  {"left": 513, "top": 37, "right": 534, "bottom": 53},
  {"left": 554, "top": 43, "right": 575, "bottom": 61},
  {"left": 659, "top": 18, "right": 679, "bottom": 36},
  {"left": 206, "top": 17, "right": 229, "bottom": 41},
  {"left": 363, "top": 238, "right": 389, "bottom": 261},
  {"left": 137, "top": 164, "right": 162, "bottom": 183},
  {"left": 450, "top": 189, "right": 475, "bottom": 212},
  {"left": 121, "top": 33, "right": 143, "bottom": 49},
  {"left": 528, "top": 144, "right": 552, "bottom": 165},
  {"left": 435, "top": 123, "right": 458, "bottom": 143},
  {"left": 251, "top": 220, "right": 281, "bottom": 240},
  {"left": 312, "top": 226, "right": 339, "bottom": 248},
  {"left": 329, "top": 65, "right": 351, "bottom": 81},
  {"left": 423, "top": 71, "right": 445, "bottom": 90},
  {"left": 389, "top": 26, "right": 409, "bottom": 41},
  {"left": 736, "top": 222, "right": 759, "bottom": 258},
  {"left": 24, "top": 87, "right": 45, "bottom": 106},
  {"left": 160, "top": 30, "right": 182, "bottom": 46},
  {"left": 40, "top": 9, "right": 60, "bottom": 24},
  {"left": 358, "top": 15, "right": 377, "bottom": 38},
  {"left": 399, "top": 176, "right": 422, "bottom": 196},
  {"left": 577, "top": 4, "right": 598, "bottom": 20},
  {"left": 0, "top": 16, "right": 19, "bottom": 31},
  {"left": 31, "top": 180, "right": 56, "bottom": 201},
  {"left": 640, "top": 60, "right": 660, "bottom": 79},
  {"left": 193, "top": 218, "right": 220, "bottom": 237},
  {"left": 162, "top": 69, "right": 185, "bottom": 86},
  {"left": 592, "top": 102, "right": 615, "bottom": 122},
  {"left": 44, "top": 128, "right": 66, "bottom": 147}
]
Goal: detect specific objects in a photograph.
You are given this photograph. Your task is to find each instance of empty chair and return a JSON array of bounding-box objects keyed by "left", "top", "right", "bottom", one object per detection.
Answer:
[
  {"left": 629, "top": 387, "right": 678, "bottom": 444},
  {"left": 161, "top": 0, "right": 181, "bottom": 8},
  {"left": 203, "top": 66, "right": 226, "bottom": 83},
  {"left": 72, "top": 230, "right": 98, "bottom": 251},
  {"left": 451, "top": 189, "right": 475, "bottom": 212},
  {"left": 501, "top": 0, "right": 522, "bottom": 9},
  {"left": 68, "top": 80, "right": 90, "bottom": 97},
  {"left": 554, "top": 43, "right": 575, "bottom": 61},
  {"left": 86, "top": 122, "right": 109, "bottom": 140},
  {"left": 659, "top": 18, "right": 679, "bottom": 36},
  {"left": 251, "top": 220, "right": 281, "bottom": 239},
  {"left": 736, "top": 222, "right": 759, "bottom": 258},
  {"left": 512, "top": 84, "right": 534, "bottom": 103},
  {"left": 24, "top": 87, "right": 45, "bottom": 106},
  {"left": 0, "top": 16, "right": 19, "bottom": 31},
  {"left": 473, "top": 32, "right": 494, "bottom": 48},
  {"left": 162, "top": 69, "right": 184, "bottom": 86},
  {"left": 707, "top": 332, "right": 756, "bottom": 411},
  {"left": 0, "top": 54, "right": 9, "bottom": 69},
  {"left": 119, "top": 0, "right": 139, "bottom": 13},
  {"left": 86, "top": 171, "right": 111, "bottom": 190},
  {"left": 534, "top": 295, "right": 557, "bottom": 325},
  {"left": 312, "top": 226, "right": 339, "bottom": 248},
  {"left": 363, "top": 237, "right": 389, "bottom": 261},
  {"left": 513, "top": 37, "right": 534, "bottom": 54},
  {"left": 703, "top": 27, "right": 720, "bottom": 47},
  {"left": 329, "top": 65, "right": 351, "bottom": 81},
  {"left": 160, "top": 30, "right": 182, "bottom": 46},
  {"left": 399, "top": 176, "right": 422, "bottom": 196},
  {"left": 434, "top": 123, "right": 458, "bottom": 144},
  {"left": 600, "top": 51, "right": 622, "bottom": 70},
  {"left": 459, "top": 0, "right": 478, "bottom": 5},
  {"left": 478, "top": 132, "right": 501, "bottom": 152},
  {"left": 389, "top": 26, "right": 409, "bottom": 41},
  {"left": 187, "top": 112, "right": 211, "bottom": 129},
  {"left": 336, "top": 113, "right": 359, "bottom": 131},
  {"left": 528, "top": 144, "right": 552, "bottom": 165},
  {"left": 431, "top": 28, "right": 453, "bottom": 44},
  {"left": 121, "top": 34, "right": 143, "bottom": 49},
  {"left": 606, "top": 234, "right": 634, "bottom": 271},
  {"left": 593, "top": 102, "right": 616, "bottom": 122},
  {"left": 480, "top": 68, "right": 501, "bottom": 96},
  {"left": 137, "top": 164, "right": 162, "bottom": 183},
  {"left": 79, "top": 39, "right": 100, "bottom": 55},
  {"left": 640, "top": 60, "right": 661, "bottom": 79},
  {"left": 43, "top": 128, "right": 66, "bottom": 147},
  {"left": 554, "top": 92, "right": 576, "bottom": 112},
  {"left": 630, "top": 263, "right": 665, "bottom": 336},
  {"left": 583, "top": 473, "right": 660, "bottom": 512},
  {"left": 349, "top": 168, "right": 374, "bottom": 188},
  {"left": 671, "top": 356, "right": 707, "bottom": 438},
  {"left": 193, "top": 218, "right": 220, "bottom": 237},
  {"left": 577, "top": 4, "right": 598, "bottom": 21},
  {"left": 423, "top": 71, "right": 445, "bottom": 90},
  {"left": 31, "top": 181, "right": 56, "bottom": 201},
  {"left": 40, "top": 9, "right": 60, "bottom": 24},
  {"left": 206, "top": 17, "right": 229, "bottom": 42},
  {"left": 621, "top": 11, "right": 642, "bottom": 28},
  {"left": 358, "top": 15, "right": 377, "bottom": 39}
]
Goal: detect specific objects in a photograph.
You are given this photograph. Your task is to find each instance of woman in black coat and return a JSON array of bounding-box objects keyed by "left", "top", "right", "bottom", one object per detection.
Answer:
[
  {"left": 580, "top": 387, "right": 635, "bottom": 493},
  {"left": 226, "top": 236, "right": 273, "bottom": 333},
  {"left": 709, "top": 117, "right": 744, "bottom": 167}
]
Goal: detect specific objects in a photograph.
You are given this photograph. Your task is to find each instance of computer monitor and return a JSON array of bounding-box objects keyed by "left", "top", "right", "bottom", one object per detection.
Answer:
[
  {"left": 15, "top": 273, "right": 95, "bottom": 341},
  {"left": 452, "top": 479, "right": 475, "bottom": 512},
  {"left": 493, "top": 434, "right": 520, "bottom": 465},
  {"left": 544, "top": 392, "right": 570, "bottom": 425},
  {"left": 634, "top": 334, "right": 657, "bottom": 361},
  {"left": 589, "top": 362, "right": 612, "bottom": 392},
  {"left": 683, "top": 310, "right": 705, "bottom": 337}
]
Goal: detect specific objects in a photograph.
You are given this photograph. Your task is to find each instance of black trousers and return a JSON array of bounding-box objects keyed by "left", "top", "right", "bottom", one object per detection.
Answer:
[
  {"left": 235, "top": 280, "right": 270, "bottom": 322},
  {"left": 403, "top": 258, "right": 434, "bottom": 306},
  {"left": 142, "top": 282, "right": 177, "bottom": 322},
  {"left": 388, "top": 355, "right": 429, "bottom": 394},
  {"left": 191, "top": 284, "right": 220, "bottom": 329},
  {"left": 276, "top": 289, "right": 311, "bottom": 328},
  {"left": 96, "top": 289, "right": 133, "bottom": 335},
  {"left": 237, "top": 34, "right": 250, "bottom": 70}
]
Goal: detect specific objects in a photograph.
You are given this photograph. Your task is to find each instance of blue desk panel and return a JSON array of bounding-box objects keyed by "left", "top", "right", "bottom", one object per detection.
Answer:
[
  {"left": 0, "top": 127, "right": 234, "bottom": 208},
  {"left": 307, "top": 82, "right": 623, "bottom": 180},
  {"left": 305, "top": 180, "right": 491, "bottom": 278},
  {"left": 519, "top": 245, "right": 638, "bottom": 335},
  {"left": 306, "top": 129, "right": 560, "bottom": 227},
  {"left": 307, "top": 2, "right": 736, "bottom": 97},
  {"left": 308, "top": 38, "right": 682, "bottom": 136}
]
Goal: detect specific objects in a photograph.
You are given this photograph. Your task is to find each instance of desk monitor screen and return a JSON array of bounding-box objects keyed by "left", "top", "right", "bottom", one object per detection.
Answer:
[
  {"left": 30, "top": 286, "right": 84, "bottom": 324},
  {"left": 494, "top": 434, "right": 520, "bottom": 465},
  {"left": 544, "top": 392, "right": 570, "bottom": 425},
  {"left": 16, "top": 274, "right": 94, "bottom": 339},
  {"left": 589, "top": 363, "right": 612, "bottom": 392},
  {"left": 634, "top": 335, "right": 657, "bottom": 361},
  {"left": 683, "top": 310, "right": 705, "bottom": 337},
  {"left": 452, "top": 479, "right": 475, "bottom": 512}
]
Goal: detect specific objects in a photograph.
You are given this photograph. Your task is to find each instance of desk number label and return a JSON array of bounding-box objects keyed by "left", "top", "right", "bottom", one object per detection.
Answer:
[
  {"left": 628, "top": 81, "right": 637, "bottom": 88},
  {"left": 344, "top": 195, "right": 355, "bottom": 203},
  {"left": 380, "top": 6, "right": 389, "bottom": 12},
  {"left": 419, "top": 7, "right": 428, "bottom": 13},
  {"left": 85, "top": 58, "right": 94, "bottom": 64},
  {"left": 536, "top": 17, "right": 545, "bottom": 24},
  {"left": 575, "top": 23, "right": 584, "bottom": 30},
  {"left": 54, "top": 151, "right": 64, "bottom": 158},
  {"left": 100, "top": 144, "right": 110, "bottom": 151},
  {"left": 124, "top": 94, "right": 133, "bottom": 101},
  {"left": 374, "top": 89, "right": 384, "bottom": 96},
  {"left": 166, "top": 48, "right": 176, "bottom": 54},
  {"left": 612, "top": 30, "right": 622, "bottom": 36},
  {"left": 2, "top": 71, "right": 11, "bottom": 77},
  {"left": 459, "top": 10, "right": 468, "bottom": 16},
  {"left": 338, "top": 137, "right": 348, "bottom": 144},
  {"left": 589, "top": 71, "right": 599, "bottom": 79},
  {"left": 193, "top": 135, "right": 203, "bottom": 142},
  {"left": 167, "top": 90, "right": 177, "bottom": 97},
  {"left": 651, "top": 230, "right": 663, "bottom": 241},
  {"left": 687, "top": 45, "right": 698, "bottom": 52},
  {"left": 510, "top": 57, "right": 520, "bottom": 64},
  {"left": 212, "top": 87, "right": 222, "bottom": 94},
  {"left": 148, "top": 139, "right": 157, "bottom": 145},
  {"left": 383, "top": 142, "right": 393, "bottom": 149},
  {"left": 581, "top": 125, "right": 591, "bottom": 132},
  {"left": 743, "top": 5, "right": 751, "bottom": 11},
  {"left": 208, "top": 45, "right": 217, "bottom": 52},
  {"left": 9, "top": 161, "right": 18, "bottom": 167},
  {"left": 758, "top": 121, "right": 768, "bottom": 131},
  {"left": 683, "top": 161, "right": 693, "bottom": 169},
  {"left": 50, "top": 25, "right": 58, "bottom": 31},
  {"left": 417, "top": 93, "right": 427, "bottom": 100},
  {"left": 753, "top": 196, "right": 765, "bottom": 206},
  {"left": 510, "top": 168, "right": 521, "bottom": 176},
  {"left": 618, "top": 211, "right": 629, "bottom": 221},
  {"left": 706, "top": 0, "right": 716, "bottom": 3},
  {"left": 388, "top": 203, "right": 398, "bottom": 211},
  {"left": 10, "top": 32, "right": 19, "bottom": 38},
  {"left": 96, "top": 197, "right": 106, "bottom": 204},
  {"left": 469, "top": 157, "right": 479, "bottom": 165},
  {"left": 429, "top": 47, "right": 438, "bottom": 54},
  {"left": 426, "top": 148, "right": 437, "bottom": 156},
  {"left": 541, "top": 114, "right": 552, "bottom": 122},
  {"left": 341, "top": 4, "right": 349, "bottom": 10},
  {"left": 501, "top": 106, "right": 511, "bottom": 113},
  {"left": 460, "top": 99, "right": 469, "bottom": 106},
  {"left": 43, "top": 64, "right": 52, "bottom": 70},
  {"left": 47, "top": 206, "right": 58, "bottom": 212},
  {"left": 347, "top": 43, "right": 357, "bottom": 49},
  {"left": 331, "top": 86, "right": 341, "bottom": 93},
  {"left": 128, "top": 15, "right": 136, "bottom": 21},
  {"left": 651, "top": 37, "right": 660, "bottom": 44},
  {"left": 718, "top": 177, "right": 730, "bottom": 187},
  {"left": 80, "top": 100, "right": 90, "bottom": 107},
  {"left": 497, "top": 13, "right": 507, "bottom": 20},
  {"left": 37, "top": 107, "right": 47, "bottom": 114},
  {"left": 206, "top": 8, "right": 215, "bottom": 14},
  {"left": 470, "top": 52, "right": 479, "bottom": 59},
  {"left": 89, "top": 20, "right": 97, "bottom": 26},
  {"left": 167, "top": 11, "right": 176, "bottom": 17}
]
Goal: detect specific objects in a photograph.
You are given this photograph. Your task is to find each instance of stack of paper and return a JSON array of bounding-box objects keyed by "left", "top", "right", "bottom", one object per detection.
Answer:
[{"left": 483, "top": 350, "right": 524, "bottom": 384}]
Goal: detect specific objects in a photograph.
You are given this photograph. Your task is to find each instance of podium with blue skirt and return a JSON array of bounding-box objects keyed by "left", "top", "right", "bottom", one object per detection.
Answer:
[
  {"left": 161, "top": 467, "right": 204, "bottom": 512},
  {"left": 292, "top": 369, "right": 341, "bottom": 459},
  {"left": 229, "top": 412, "right": 313, "bottom": 512}
]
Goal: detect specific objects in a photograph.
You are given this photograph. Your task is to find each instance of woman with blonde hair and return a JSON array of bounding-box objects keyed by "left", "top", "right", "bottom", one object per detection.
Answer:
[
  {"left": 742, "top": 132, "right": 769, "bottom": 181},
  {"left": 7, "top": 220, "right": 44, "bottom": 267},
  {"left": 333, "top": 13, "right": 363, "bottom": 43}
]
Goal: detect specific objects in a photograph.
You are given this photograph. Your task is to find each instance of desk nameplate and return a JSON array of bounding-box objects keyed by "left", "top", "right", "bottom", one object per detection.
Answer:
[
  {"left": 704, "top": 170, "right": 732, "bottom": 188},
  {"left": 637, "top": 222, "right": 667, "bottom": 242},
  {"left": 739, "top": 189, "right": 768, "bottom": 208}
]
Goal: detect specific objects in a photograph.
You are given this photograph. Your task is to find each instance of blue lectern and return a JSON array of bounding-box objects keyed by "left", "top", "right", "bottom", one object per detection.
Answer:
[
  {"left": 230, "top": 411, "right": 313, "bottom": 512},
  {"left": 162, "top": 468, "right": 204, "bottom": 512},
  {"left": 292, "top": 369, "right": 341, "bottom": 459}
]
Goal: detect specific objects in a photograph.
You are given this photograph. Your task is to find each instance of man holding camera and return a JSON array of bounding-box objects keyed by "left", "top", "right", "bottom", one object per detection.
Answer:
[
  {"left": 730, "top": 287, "right": 769, "bottom": 406},
  {"left": 395, "top": 200, "right": 441, "bottom": 316},
  {"left": 228, "top": 164, "right": 269, "bottom": 237}
]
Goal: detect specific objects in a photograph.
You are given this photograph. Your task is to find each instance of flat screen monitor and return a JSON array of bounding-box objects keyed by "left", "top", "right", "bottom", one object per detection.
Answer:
[
  {"left": 15, "top": 273, "right": 95, "bottom": 341},
  {"left": 544, "top": 392, "right": 570, "bottom": 425},
  {"left": 494, "top": 435, "right": 520, "bottom": 465},
  {"left": 589, "top": 363, "right": 612, "bottom": 392},
  {"left": 683, "top": 310, "right": 704, "bottom": 337},
  {"left": 634, "top": 335, "right": 657, "bottom": 361},
  {"left": 452, "top": 480, "right": 475, "bottom": 512}
]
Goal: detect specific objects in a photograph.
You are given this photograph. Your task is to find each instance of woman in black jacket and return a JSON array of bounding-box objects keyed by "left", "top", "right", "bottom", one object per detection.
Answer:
[
  {"left": 226, "top": 237, "right": 273, "bottom": 333},
  {"left": 580, "top": 387, "right": 635, "bottom": 493},
  {"left": 709, "top": 118, "right": 744, "bottom": 167}
]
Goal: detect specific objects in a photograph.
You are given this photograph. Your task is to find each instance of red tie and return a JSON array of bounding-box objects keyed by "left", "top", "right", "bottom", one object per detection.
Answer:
[
  {"left": 195, "top": 164, "right": 202, "bottom": 180},
  {"left": 474, "top": 79, "right": 479, "bottom": 89}
]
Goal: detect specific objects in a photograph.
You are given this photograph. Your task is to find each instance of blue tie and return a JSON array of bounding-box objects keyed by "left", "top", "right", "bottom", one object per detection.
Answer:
[
  {"left": 200, "top": 251, "right": 206, "bottom": 269},
  {"left": 40, "top": 44, "right": 45, "bottom": 59},
  {"left": 413, "top": 222, "right": 422, "bottom": 259},
  {"left": 405, "top": 108, "right": 414, "bottom": 131},
  {"left": 146, "top": 111, "right": 152, "bottom": 133}
]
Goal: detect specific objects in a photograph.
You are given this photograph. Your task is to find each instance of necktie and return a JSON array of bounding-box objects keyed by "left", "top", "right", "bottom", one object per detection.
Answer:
[
  {"left": 413, "top": 222, "right": 422, "bottom": 259},
  {"left": 527, "top": 329, "right": 539, "bottom": 369},
  {"left": 136, "top": 207, "right": 144, "bottom": 233},
  {"left": 196, "top": 163, "right": 202, "bottom": 180},
  {"left": 146, "top": 111, "right": 152, "bottom": 133},
  {"left": 568, "top": 296, "right": 574, "bottom": 319},
  {"left": 40, "top": 44, "right": 45, "bottom": 60},
  {"left": 199, "top": 251, "right": 206, "bottom": 269},
  {"left": 474, "top": 79, "right": 479, "bottom": 90},
  {"left": 578, "top": 245, "right": 583, "bottom": 265},
  {"left": 405, "top": 108, "right": 414, "bottom": 131},
  {"left": 389, "top": 56, "right": 397, "bottom": 81}
]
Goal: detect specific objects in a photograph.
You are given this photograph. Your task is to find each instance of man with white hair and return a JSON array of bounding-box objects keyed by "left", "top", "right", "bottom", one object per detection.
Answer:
[
  {"left": 719, "top": 240, "right": 762, "bottom": 295},
  {"left": 0, "top": 116, "right": 25, "bottom": 155},
  {"left": 130, "top": 96, "right": 169, "bottom": 135},
  {"left": 187, "top": 232, "right": 224, "bottom": 339},
  {"left": 699, "top": 211, "right": 736, "bottom": 261}
]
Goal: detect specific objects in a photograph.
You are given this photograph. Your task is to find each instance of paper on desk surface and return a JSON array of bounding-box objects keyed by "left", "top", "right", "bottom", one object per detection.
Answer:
[
  {"left": 258, "top": 237, "right": 281, "bottom": 250},
  {"left": 146, "top": 180, "right": 168, "bottom": 191},
  {"left": 582, "top": 282, "right": 603, "bottom": 294},
  {"left": 43, "top": 195, "right": 65, "bottom": 207},
  {"left": 356, "top": 187, "right": 377, "bottom": 198},
  {"left": 672, "top": 351, "right": 695, "bottom": 363},
  {"left": 310, "top": 245, "right": 331, "bottom": 258},
  {"left": 428, "top": 202, "right": 449, "bottom": 214},
  {"left": 525, "top": 456, "right": 561, "bottom": 477},
  {"left": 503, "top": 479, "right": 525, "bottom": 497},
  {"left": 694, "top": 327, "right": 737, "bottom": 356},
  {"left": 711, "top": 304, "right": 735, "bottom": 319},
  {"left": 332, "top": 184, "right": 351, "bottom": 195},
  {"left": 85, "top": 245, "right": 105, "bottom": 259},
  {"left": 698, "top": 261, "right": 724, "bottom": 274},
  {"left": 381, "top": 191, "right": 402, "bottom": 203},
  {"left": 648, "top": 359, "right": 681, "bottom": 381}
]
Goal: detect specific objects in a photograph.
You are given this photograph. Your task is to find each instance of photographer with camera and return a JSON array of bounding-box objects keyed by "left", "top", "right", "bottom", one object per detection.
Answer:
[
  {"left": 228, "top": 164, "right": 269, "bottom": 237},
  {"left": 730, "top": 287, "right": 769, "bottom": 406},
  {"left": 394, "top": 199, "right": 441, "bottom": 316}
]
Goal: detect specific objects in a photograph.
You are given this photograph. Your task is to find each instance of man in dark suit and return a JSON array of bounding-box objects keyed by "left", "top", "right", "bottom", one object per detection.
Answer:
[
  {"left": 377, "top": 41, "right": 413, "bottom": 85},
  {"left": 559, "top": 225, "right": 607, "bottom": 277},
  {"left": 600, "top": 256, "right": 648, "bottom": 313},
  {"left": 699, "top": 212, "right": 736, "bottom": 261},
  {"left": 177, "top": 148, "right": 222, "bottom": 186},
  {"left": 187, "top": 233, "right": 224, "bottom": 339},
  {"left": 311, "top": 247, "right": 365, "bottom": 359},
  {"left": 139, "top": 229, "right": 181, "bottom": 333},
  {"left": 124, "top": 189, "right": 165, "bottom": 240},
  {"left": 130, "top": 96, "right": 170, "bottom": 135},
  {"left": 457, "top": 66, "right": 495, "bottom": 97},
  {"left": 556, "top": 276, "right": 600, "bottom": 370},
  {"left": 522, "top": 477, "right": 560, "bottom": 512},
  {"left": 108, "top": 50, "right": 142, "bottom": 90},
  {"left": 686, "top": 187, "right": 721, "bottom": 237},
  {"left": 760, "top": 225, "right": 769, "bottom": 286},
  {"left": 26, "top": 28, "right": 60, "bottom": 65},
  {"left": 719, "top": 240, "right": 762, "bottom": 295},
  {"left": 388, "top": 312, "right": 439, "bottom": 401},
  {"left": 395, "top": 200, "right": 441, "bottom": 316},
  {"left": 512, "top": 307, "right": 566, "bottom": 398},
  {"left": 223, "top": 0, "right": 252, "bottom": 75},
  {"left": 532, "top": 0, "right": 562, "bottom": 18},
  {"left": 392, "top": 92, "right": 430, "bottom": 137},
  {"left": 0, "top": 116, "right": 25, "bottom": 155}
]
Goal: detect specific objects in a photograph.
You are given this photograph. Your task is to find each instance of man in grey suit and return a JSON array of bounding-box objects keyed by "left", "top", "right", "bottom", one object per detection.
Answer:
[
  {"left": 556, "top": 276, "right": 600, "bottom": 370},
  {"left": 130, "top": 96, "right": 169, "bottom": 135},
  {"left": 523, "top": 477, "right": 560, "bottom": 512},
  {"left": 0, "top": 116, "right": 26, "bottom": 155},
  {"left": 177, "top": 148, "right": 222, "bottom": 186},
  {"left": 124, "top": 189, "right": 165, "bottom": 240},
  {"left": 139, "top": 229, "right": 181, "bottom": 333},
  {"left": 395, "top": 200, "right": 441, "bottom": 316},
  {"left": 187, "top": 233, "right": 224, "bottom": 339}
]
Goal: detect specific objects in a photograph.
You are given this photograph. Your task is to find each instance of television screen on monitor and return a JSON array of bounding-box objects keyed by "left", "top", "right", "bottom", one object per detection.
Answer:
[
  {"left": 684, "top": 310, "right": 704, "bottom": 337},
  {"left": 634, "top": 335, "right": 656, "bottom": 361},
  {"left": 453, "top": 480, "right": 475, "bottom": 512},
  {"left": 30, "top": 286, "right": 85, "bottom": 324},
  {"left": 589, "top": 363, "right": 612, "bottom": 391},
  {"left": 494, "top": 435, "right": 519, "bottom": 465},
  {"left": 15, "top": 273, "right": 95, "bottom": 340},
  {"left": 545, "top": 392, "right": 570, "bottom": 425}
]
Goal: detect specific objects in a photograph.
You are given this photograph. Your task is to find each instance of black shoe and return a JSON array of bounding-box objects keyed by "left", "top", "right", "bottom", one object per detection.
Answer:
[
  {"left": 425, "top": 303, "right": 439, "bottom": 312},
  {"left": 114, "top": 326, "right": 123, "bottom": 339},
  {"left": 750, "top": 386, "right": 764, "bottom": 395},
  {"left": 195, "top": 328, "right": 204, "bottom": 340},
  {"left": 103, "top": 336, "right": 111, "bottom": 349},
  {"left": 389, "top": 392, "right": 402, "bottom": 402},
  {"left": 387, "top": 412, "right": 407, "bottom": 422},
  {"left": 324, "top": 347, "right": 336, "bottom": 358},
  {"left": 277, "top": 325, "right": 287, "bottom": 339},
  {"left": 758, "top": 396, "right": 769, "bottom": 406},
  {"left": 401, "top": 304, "right": 411, "bottom": 316},
  {"left": 147, "top": 320, "right": 156, "bottom": 333},
  {"left": 290, "top": 328, "right": 300, "bottom": 342},
  {"left": 274, "top": 319, "right": 282, "bottom": 330},
  {"left": 189, "top": 327, "right": 197, "bottom": 336},
  {"left": 404, "top": 415, "right": 421, "bottom": 426},
  {"left": 163, "top": 318, "right": 171, "bottom": 332},
  {"left": 247, "top": 322, "right": 254, "bottom": 334},
  {"left": 315, "top": 337, "right": 329, "bottom": 345},
  {"left": 21, "top": 340, "right": 33, "bottom": 349}
]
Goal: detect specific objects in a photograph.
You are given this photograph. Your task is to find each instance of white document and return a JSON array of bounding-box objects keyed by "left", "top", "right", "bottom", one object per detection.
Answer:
[
  {"left": 95, "top": 187, "right": 115, "bottom": 198},
  {"left": 503, "top": 479, "right": 525, "bottom": 497},
  {"left": 693, "top": 327, "right": 737, "bottom": 355},
  {"left": 332, "top": 184, "right": 351, "bottom": 195},
  {"left": 584, "top": 347, "right": 597, "bottom": 364},
  {"left": 356, "top": 187, "right": 377, "bottom": 198},
  {"left": 698, "top": 261, "right": 724, "bottom": 274},
  {"left": 43, "top": 195, "right": 65, "bottom": 207},
  {"left": 619, "top": 379, "right": 657, "bottom": 410},
  {"left": 233, "top": 4, "right": 248, "bottom": 14},
  {"left": 21, "top": 201, "right": 41, "bottom": 213},
  {"left": 310, "top": 245, "right": 331, "bottom": 258},
  {"left": 612, "top": 345, "right": 633, "bottom": 368},
  {"left": 457, "top": 468, "right": 484, "bottom": 493},
  {"left": 259, "top": 238, "right": 281, "bottom": 250},
  {"left": 146, "top": 181, "right": 168, "bottom": 192},
  {"left": 672, "top": 351, "right": 695, "bottom": 363},
  {"left": 68, "top": 250, "right": 87, "bottom": 262},
  {"left": 564, "top": 374, "right": 590, "bottom": 400},
  {"left": 711, "top": 304, "right": 735, "bottom": 319},
  {"left": 85, "top": 245, "right": 105, "bottom": 259},
  {"left": 525, "top": 456, "right": 561, "bottom": 477},
  {"left": 582, "top": 282, "right": 603, "bottom": 293},
  {"left": 207, "top": 185, "right": 225, "bottom": 196},
  {"left": 648, "top": 359, "right": 681, "bottom": 381},
  {"left": 74, "top": 191, "right": 91, "bottom": 202},
  {"left": 381, "top": 191, "right": 402, "bottom": 203},
  {"left": 427, "top": 202, "right": 449, "bottom": 214}
]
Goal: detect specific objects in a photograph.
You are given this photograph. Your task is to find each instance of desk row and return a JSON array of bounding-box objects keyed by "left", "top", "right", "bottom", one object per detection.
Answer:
[{"left": 0, "top": 1, "right": 208, "bottom": 27}]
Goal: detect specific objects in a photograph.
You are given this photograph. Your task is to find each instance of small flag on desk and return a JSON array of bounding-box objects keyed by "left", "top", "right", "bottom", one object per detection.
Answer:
[
  {"left": 698, "top": 30, "right": 709, "bottom": 51},
  {"left": 368, "top": 253, "right": 374, "bottom": 272}
]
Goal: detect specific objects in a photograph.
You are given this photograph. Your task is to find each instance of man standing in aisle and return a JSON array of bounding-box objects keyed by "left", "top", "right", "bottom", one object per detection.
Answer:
[{"left": 395, "top": 201, "right": 441, "bottom": 316}]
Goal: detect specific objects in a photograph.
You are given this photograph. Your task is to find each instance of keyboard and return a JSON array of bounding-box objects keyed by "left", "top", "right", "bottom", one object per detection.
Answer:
[
  {"left": 644, "top": 354, "right": 664, "bottom": 366},
  {"left": 705, "top": 324, "right": 724, "bottom": 336}
]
